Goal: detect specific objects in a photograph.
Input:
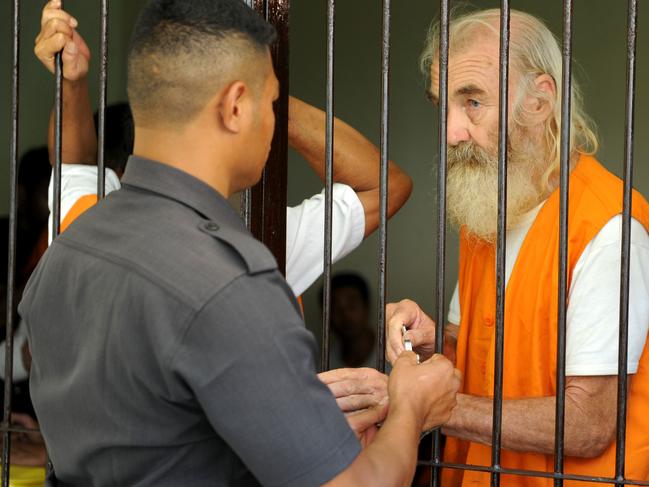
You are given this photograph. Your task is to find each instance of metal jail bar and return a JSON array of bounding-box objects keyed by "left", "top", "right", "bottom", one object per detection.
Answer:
[
  {"left": 2, "top": 0, "right": 21, "bottom": 483},
  {"left": 320, "top": 0, "right": 335, "bottom": 372},
  {"left": 616, "top": 0, "right": 639, "bottom": 483},
  {"left": 491, "top": 3, "right": 511, "bottom": 487},
  {"left": 96, "top": 0, "right": 109, "bottom": 199},
  {"left": 554, "top": 0, "right": 574, "bottom": 484},
  {"left": 377, "top": 0, "right": 391, "bottom": 375},
  {"left": 432, "top": 0, "right": 450, "bottom": 485}
]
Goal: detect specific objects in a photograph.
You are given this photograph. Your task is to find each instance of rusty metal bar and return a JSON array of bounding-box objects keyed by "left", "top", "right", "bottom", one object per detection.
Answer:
[
  {"left": 249, "top": 0, "right": 289, "bottom": 273},
  {"left": 376, "top": 0, "right": 390, "bottom": 374},
  {"left": 432, "top": 0, "right": 450, "bottom": 485},
  {"left": 491, "top": 2, "right": 510, "bottom": 486},
  {"left": 615, "top": 0, "right": 638, "bottom": 483},
  {"left": 240, "top": 0, "right": 253, "bottom": 229},
  {"left": 97, "top": 0, "right": 109, "bottom": 198},
  {"left": 554, "top": 1, "right": 573, "bottom": 484},
  {"left": 321, "top": 0, "right": 335, "bottom": 372},
  {"left": 52, "top": 0, "right": 64, "bottom": 239},
  {"left": 2, "top": 1, "right": 21, "bottom": 484}
]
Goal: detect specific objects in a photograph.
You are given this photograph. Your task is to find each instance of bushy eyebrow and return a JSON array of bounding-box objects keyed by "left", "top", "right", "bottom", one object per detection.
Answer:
[{"left": 456, "top": 84, "right": 486, "bottom": 98}]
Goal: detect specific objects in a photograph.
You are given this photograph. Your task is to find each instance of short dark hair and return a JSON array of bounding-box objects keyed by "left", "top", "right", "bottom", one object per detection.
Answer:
[
  {"left": 319, "top": 272, "right": 371, "bottom": 308},
  {"left": 128, "top": 0, "right": 276, "bottom": 127},
  {"left": 93, "top": 103, "right": 134, "bottom": 175}
]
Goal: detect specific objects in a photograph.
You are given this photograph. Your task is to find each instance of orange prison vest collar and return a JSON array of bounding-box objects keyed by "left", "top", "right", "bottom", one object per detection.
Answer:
[{"left": 444, "top": 155, "right": 649, "bottom": 487}]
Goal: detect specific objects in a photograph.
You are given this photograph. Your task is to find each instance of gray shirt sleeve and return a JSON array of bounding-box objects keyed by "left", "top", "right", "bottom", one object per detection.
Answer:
[{"left": 170, "top": 270, "right": 360, "bottom": 487}]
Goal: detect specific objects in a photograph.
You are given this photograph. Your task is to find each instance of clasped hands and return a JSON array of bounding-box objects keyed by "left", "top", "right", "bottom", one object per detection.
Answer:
[{"left": 320, "top": 299, "right": 460, "bottom": 447}]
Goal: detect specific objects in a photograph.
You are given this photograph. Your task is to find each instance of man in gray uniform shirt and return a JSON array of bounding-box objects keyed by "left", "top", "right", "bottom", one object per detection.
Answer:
[{"left": 19, "top": 0, "right": 460, "bottom": 485}]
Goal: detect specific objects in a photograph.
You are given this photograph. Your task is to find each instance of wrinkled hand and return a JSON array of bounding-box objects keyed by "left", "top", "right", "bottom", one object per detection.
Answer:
[
  {"left": 319, "top": 367, "right": 388, "bottom": 448},
  {"left": 318, "top": 367, "right": 388, "bottom": 413},
  {"left": 389, "top": 352, "right": 460, "bottom": 432},
  {"left": 3, "top": 413, "right": 47, "bottom": 467},
  {"left": 386, "top": 299, "right": 438, "bottom": 365},
  {"left": 34, "top": 0, "right": 90, "bottom": 81},
  {"left": 345, "top": 402, "right": 388, "bottom": 448}
]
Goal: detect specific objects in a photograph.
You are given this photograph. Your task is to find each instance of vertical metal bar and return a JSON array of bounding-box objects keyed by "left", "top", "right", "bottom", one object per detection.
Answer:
[
  {"left": 491, "top": 3, "right": 510, "bottom": 486},
  {"left": 321, "top": 0, "right": 335, "bottom": 372},
  {"left": 249, "top": 0, "right": 289, "bottom": 273},
  {"left": 240, "top": 190, "right": 252, "bottom": 229},
  {"left": 51, "top": 0, "right": 65, "bottom": 239},
  {"left": 3, "top": 2, "right": 20, "bottom": 484},
  {"left": 432, "top": 1, "right": 450, "bottom": 485},
  {"left": 97, "top": 0, "right": 109, "bottom": 198},
  {"left": 615, "top": 0, "right": 638, "bottom": 484},
  {"left": 554, "top": 1, "right": 573, "bottom": 485},
  {"left": 376, "top": 0, "right": 390, "bottom": 374}
]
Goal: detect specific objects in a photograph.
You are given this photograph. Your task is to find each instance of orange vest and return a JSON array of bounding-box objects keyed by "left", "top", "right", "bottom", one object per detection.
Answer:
[{"left": 444, "top": 155, "right": 649, "bottom": 486}]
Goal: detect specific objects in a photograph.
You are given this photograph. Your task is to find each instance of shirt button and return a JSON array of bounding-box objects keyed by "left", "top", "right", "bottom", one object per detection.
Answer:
[
  {"left": 483, "top": 317, "right": 494, "bottom": 327},
  {"left": 205, "top": 222, "right": 220, "bottom": 231}
]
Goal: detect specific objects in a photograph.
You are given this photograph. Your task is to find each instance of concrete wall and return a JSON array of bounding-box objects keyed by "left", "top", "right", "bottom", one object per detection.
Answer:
[{"left": 1, "top": 1, "right": 647, "bottom": 340}]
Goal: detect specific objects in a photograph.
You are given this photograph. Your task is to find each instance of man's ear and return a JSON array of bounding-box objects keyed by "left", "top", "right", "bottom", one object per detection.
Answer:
[
  {"left": 521, "top": 73, "right": 556, "bottom": 124},
  {"left": 217, "top": 81, "right": 249, "bottom": 134}
]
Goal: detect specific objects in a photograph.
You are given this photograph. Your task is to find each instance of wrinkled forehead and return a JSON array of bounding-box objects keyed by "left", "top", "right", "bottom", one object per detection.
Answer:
[{"left": 428, "top": 38, "right": 501, "bottom": 103}]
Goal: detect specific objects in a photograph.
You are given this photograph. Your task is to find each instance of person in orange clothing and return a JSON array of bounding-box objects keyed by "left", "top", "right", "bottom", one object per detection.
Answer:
[{"left": 386, "top": 8, "right": 649, "bottom": 486}]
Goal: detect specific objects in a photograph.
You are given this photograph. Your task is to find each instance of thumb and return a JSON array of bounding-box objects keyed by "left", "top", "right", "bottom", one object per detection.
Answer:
[
  {"left": 396, "top": 350, "right": 421, "bottom": 366},
  {"left": 407, "top": 326, "right": 436, "bottom": 348}
]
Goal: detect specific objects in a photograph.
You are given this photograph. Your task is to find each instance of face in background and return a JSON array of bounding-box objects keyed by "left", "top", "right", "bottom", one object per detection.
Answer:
[
  {"left": 330, "top": 286, "right": 370, "bottom": 336},
  {"left": 429, "top": 34, "right": 549, "bottom": 241}
]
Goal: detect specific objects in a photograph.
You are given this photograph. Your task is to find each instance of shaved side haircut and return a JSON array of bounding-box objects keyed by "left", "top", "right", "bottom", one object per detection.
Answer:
[{"left": 128, "top": 0, "right": 276, "bottom": 128}]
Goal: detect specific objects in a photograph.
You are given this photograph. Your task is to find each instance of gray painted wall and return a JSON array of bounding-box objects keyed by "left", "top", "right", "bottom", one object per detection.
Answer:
[{"left": 1, "top": 1, "right": 647, "bottom": 340}]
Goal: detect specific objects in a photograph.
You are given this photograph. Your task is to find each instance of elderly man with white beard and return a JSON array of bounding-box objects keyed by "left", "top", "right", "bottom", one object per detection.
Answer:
[{"left": 386, "top": 8, "right": 649, "bottom": 486}]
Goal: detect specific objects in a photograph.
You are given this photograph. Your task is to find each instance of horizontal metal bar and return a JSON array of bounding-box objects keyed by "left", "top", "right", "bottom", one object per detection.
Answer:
[{"left": 417, "top": 461, "right": 649, "bottom": 486}]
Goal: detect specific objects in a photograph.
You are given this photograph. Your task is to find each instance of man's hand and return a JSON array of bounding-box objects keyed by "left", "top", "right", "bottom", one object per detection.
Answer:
[
  {"left": 319, "top": 368, "right": 388, "bottom": 448},
  {"left": 386, "top": 299, "right": 438, "bottom": 365},
  {"left": 389, "top": 352, "right": 461, "bottom": 432},
  {"left": 318, "top": 367, "right": 388, "bottom": 413},
  {"left": 35, "top": 0, "right": 90, "bottom": 82}
]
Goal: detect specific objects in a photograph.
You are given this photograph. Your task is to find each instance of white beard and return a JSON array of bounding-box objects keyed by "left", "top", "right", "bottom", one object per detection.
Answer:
[{"left": 446, "top": 132, "right": 546, "bottom": 242}]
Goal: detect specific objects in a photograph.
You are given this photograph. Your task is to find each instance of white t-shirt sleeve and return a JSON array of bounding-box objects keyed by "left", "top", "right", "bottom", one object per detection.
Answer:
[
  {"left": 565, "top": 215, "right": 649, "bottom": 376},
  {"left": 48, "top": 164, "right": 121, "bottom": 244},
  {"left": 447, "top": 282, "right": 461, "bottom": 325},
  {"left": 285, "top": 183, "right": 365, "bottom": 296}
]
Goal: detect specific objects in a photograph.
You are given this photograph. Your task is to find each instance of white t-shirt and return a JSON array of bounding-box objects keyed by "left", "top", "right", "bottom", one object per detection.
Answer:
[
  {"left": 447, "top": 201, "right": 649, "bottom": 376},
  {"left": 48, "top": 164, "right": 365, "bottom": 297}
]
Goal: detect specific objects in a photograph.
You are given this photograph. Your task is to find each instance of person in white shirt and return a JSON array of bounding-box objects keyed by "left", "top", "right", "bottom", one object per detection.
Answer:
[{"left": 36, "top": 2, "right": 413, "bottom": 298}]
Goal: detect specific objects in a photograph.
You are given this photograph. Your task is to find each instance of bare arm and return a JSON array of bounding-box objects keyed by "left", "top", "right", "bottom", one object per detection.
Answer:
[
  {"left": 443, "top": 375, "right": 618, "bottom": 458},
  {"left": 35, "top": 1, "right": 95, "bottom": 166},
  {"left": 288, "top": 97, "right": 413, "bottom": 237}
]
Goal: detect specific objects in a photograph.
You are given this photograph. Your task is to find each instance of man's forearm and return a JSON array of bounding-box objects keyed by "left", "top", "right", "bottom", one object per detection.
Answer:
[
  {"left": 443, "top": 385, "right": 615, "bottom": 457},
  {"left": 287, "top": 97, "right": 412, "bottom": 236},
  {"left": 47, "top": 78, "right": 96, "bottom": 166}
]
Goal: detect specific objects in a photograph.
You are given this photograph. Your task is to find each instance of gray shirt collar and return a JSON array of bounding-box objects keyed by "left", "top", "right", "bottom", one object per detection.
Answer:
[{"left": 121, "top": 155, "right": 243, "bottom": 227}]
